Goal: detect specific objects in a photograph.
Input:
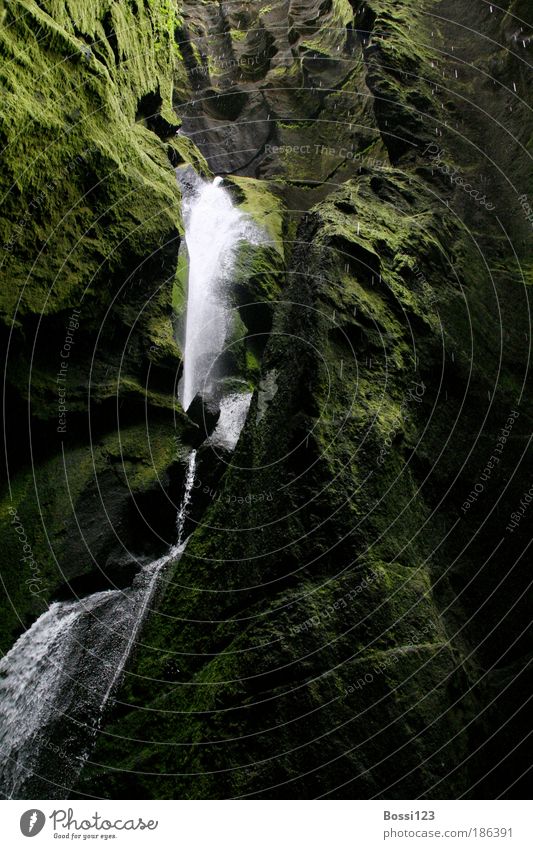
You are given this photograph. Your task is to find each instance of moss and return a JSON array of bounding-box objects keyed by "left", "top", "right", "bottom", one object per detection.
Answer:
[
  {"left": 245, "top": 347, "right": 261, "bottom": 379},
  {"left": 169, "top": 136, "right": 211, "bottom": 177},
  {"left": 0, "top": 0, "right": 192, "bottom": 423},
  {"left": 232, "top": 239, "right": 284, "bottom": 310},
  {"left": 0, "top": 1, "right": 209, "bottom": 650}
]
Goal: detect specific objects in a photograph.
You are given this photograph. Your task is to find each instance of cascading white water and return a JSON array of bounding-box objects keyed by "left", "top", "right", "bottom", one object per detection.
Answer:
[
  {"left": 176, "top": 449, "right": 197, "bottom": 544},
  {"left": 179, "top": 176, "right": 257, "bottom": 411},
  {"left": 0, "top": 450, "right": 198, "bottom": 799}
]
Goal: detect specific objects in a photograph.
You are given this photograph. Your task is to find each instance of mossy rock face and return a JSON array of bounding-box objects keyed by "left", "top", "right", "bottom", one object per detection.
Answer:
[
  {"left": 72, "top": 0, "right": 533, "bottom": 801},
  {"left": 167, "top": 136, "right": 211, "bottom": 177},
  {"left": 0, "top": 2, "right": 205, "bottom": 647},
  {"left": 173, "top": 0, "right": 375, "bottom": 185},
  {"left": 0, "top": 0, "right": 189, "bottom": 435},
  {"left": 77, "top": 187, "right": 477, "bottom": 799},
  {"left": 2, "top": 0, "right": 532, "bottom": 802},
  {"left": 170, "top": 171, "right": 287, "bottom": 389}
]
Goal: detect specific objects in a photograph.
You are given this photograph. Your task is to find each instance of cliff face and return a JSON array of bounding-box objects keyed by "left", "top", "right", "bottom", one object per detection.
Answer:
[
  {"left": 1, "top": 0, "right": 532, "bottom": 799},
  {"left": 0, "top": 0, "right": 200, "bottom": 648}
]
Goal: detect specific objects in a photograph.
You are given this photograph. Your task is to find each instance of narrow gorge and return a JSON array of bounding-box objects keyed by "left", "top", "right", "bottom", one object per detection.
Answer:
[{"left": 0, "top": 0, "right": 531, "bottom": 802}]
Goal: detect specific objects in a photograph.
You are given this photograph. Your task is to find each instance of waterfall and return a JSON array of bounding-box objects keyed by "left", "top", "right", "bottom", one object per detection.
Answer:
[
  {"left": 0, "top": 450, "right": 198, "bottom": 799},
  {"left": 179, "top": 176, "right": 257, "bottom": 411}
]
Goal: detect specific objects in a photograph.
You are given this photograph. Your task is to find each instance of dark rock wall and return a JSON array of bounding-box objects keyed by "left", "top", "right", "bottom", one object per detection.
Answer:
[{"left": 0, "top": 0, "right": 199, "bottom": 649}]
